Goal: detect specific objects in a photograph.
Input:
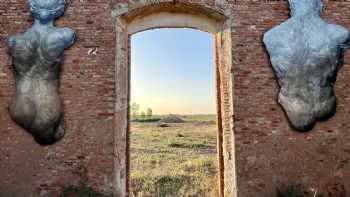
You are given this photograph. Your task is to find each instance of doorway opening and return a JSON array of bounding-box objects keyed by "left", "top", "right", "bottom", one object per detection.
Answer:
[
  {"left": 129, "top": 28, "right": 220, "bottom": 196},
  {"left": 113, "top": 3, "right": 235, "bottom": 196}
]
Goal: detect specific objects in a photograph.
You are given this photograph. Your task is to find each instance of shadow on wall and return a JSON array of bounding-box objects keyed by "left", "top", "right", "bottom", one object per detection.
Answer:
[{"left": 276, "top": 182, "right": 346, "bottom": 197}]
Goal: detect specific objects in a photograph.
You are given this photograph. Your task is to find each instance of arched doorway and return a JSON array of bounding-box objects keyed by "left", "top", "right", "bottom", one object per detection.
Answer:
[{"left": 112, "top": 2, "right": 235, "bottom": 196}]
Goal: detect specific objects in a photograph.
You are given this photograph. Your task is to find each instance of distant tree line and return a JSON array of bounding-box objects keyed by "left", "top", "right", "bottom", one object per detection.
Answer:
[{"left": 130, "top": 103, "right": 153, "bottom": 118}]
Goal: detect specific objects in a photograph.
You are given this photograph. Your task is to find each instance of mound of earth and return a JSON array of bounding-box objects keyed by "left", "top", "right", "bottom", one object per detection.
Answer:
[{"left": 160, "top": 115, "right": 185, "bottom": 123}]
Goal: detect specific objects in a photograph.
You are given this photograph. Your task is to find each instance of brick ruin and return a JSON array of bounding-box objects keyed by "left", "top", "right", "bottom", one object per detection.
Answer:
[{"left": 0, "top": 0, "right": 349, "bottom": 196}]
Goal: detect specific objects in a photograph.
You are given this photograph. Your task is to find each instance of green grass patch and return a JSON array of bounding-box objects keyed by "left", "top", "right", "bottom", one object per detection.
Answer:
[
  {"left": 132, "top": 174, "right": 193, "bottom": 197},
  {"left": 130, "top": 115, "right": 218, "bottom": 196},
  {"left": 168, "top": 141, "right": 214, "bottom": 150},
  {"left": 132, "top": 118, "right": 161, "bottom": 123}
]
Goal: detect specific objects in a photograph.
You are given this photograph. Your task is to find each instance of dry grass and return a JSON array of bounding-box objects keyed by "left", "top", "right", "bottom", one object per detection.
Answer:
[{"left": 130, "top": 115, "right": 218, "bottom": 197}]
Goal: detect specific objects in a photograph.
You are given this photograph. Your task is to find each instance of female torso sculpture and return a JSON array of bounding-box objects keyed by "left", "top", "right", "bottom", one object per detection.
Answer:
[
  {"left": 264, "top": 0, "right": 350, "bottom": 131},
  {"left": 8, "top": 0, "right": 75, "bottom": 144}
]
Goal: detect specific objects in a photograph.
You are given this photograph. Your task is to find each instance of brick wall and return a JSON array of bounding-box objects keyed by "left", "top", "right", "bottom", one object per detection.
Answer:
[
  {"left": 232, "top": 1, "right": 350, "bottom": 196},
  {"left": 0, "top": 0, "right": 115, "bottom": 195},
  {"left": 0, "top": 0, "right": 350, "bottom": 196}
]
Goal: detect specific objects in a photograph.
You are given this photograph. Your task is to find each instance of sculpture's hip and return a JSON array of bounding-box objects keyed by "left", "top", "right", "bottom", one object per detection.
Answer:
[{"left": 9, "top": 78, "right": 63, "bottom": 144}]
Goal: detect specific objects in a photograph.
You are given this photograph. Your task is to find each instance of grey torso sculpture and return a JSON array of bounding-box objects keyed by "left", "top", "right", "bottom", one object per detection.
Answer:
[
  {"left": 8, "top": 0, "right": 75, "bottom": 144},
  {"left": 263, "top": 0, "right": 350, "bottom": 131}
]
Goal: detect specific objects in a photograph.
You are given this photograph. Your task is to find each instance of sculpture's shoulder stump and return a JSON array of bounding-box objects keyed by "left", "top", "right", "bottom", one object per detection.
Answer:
[
  {"left": 41, "top": 28, "right": 76, "bottom": 60},
  {"left": 263, "top": 26, "right": 278, "bottom": 48},
  {"left": 263, "top": 20, "right": 294, "bottom": 55},
  {"left": 56, "top": 27, "right": 76, "bottom": 48},
  {"left": 326, "top": 23, "right": 350, "bottom": 45}
]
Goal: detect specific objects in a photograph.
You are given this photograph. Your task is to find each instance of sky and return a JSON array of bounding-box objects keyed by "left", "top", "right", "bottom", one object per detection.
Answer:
[{"left": 130, "top": 28, "right": 216, "bottom": 115}]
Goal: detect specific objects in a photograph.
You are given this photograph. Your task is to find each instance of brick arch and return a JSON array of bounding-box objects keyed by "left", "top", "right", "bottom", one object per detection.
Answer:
[
  {"left": 112, "top": 2, "right": 236, "bottom": 196},
  {"left": 123, "top": 2, "right": 226, "bottom": 34},
  {"left": 127, "top": 12, "right": 220, "bottom": 34}
]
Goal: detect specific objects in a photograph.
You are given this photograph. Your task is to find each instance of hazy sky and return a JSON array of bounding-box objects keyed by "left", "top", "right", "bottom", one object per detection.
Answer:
[{"left": 130, "top": 28, "right": 216, "bottom": 115}]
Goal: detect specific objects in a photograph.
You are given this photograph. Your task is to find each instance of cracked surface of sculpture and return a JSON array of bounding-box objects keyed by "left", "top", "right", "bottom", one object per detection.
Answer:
[
  {"left": 263, "top": 0, "right": 350, "bottom": 131},
  {"left": 8, "top": 0, "right": 75, "bottom": 144}
]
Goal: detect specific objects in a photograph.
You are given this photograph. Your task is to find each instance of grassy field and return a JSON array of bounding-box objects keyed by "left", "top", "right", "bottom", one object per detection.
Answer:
[{"left": 130, "top": 114, "right": 218, "bottom": 197}]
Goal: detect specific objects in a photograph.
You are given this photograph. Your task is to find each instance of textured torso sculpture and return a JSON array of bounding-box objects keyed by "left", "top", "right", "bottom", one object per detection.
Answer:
[
  {"left": 8, "top": 0, "right": 75, "bottom": 144},
  {"left": 263, "top": 0, "right": 350, "bottom": 131}
]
